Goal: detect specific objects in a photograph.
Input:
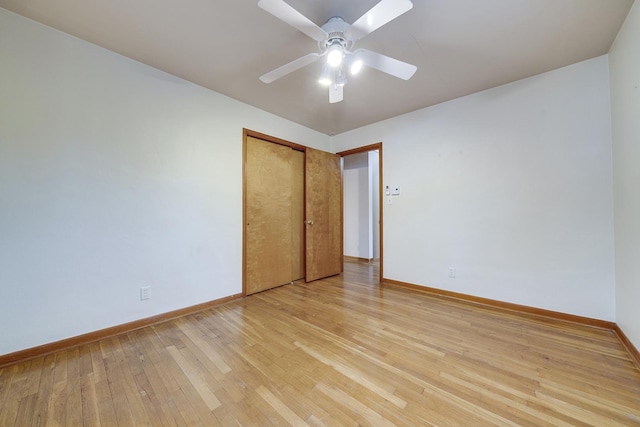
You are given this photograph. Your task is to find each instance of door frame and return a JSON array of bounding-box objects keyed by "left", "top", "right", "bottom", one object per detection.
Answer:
[
  {"left": 242, "top": 129, "right": 306, "bottom": 296},
  {"left": 337, "top": 143, "right": 384, "bottom": 283}
]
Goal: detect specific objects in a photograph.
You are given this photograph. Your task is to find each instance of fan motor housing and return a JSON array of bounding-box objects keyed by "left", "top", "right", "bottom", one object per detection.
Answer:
[{"left": 320, "top": 17, "right": 352, "bottom": 51}]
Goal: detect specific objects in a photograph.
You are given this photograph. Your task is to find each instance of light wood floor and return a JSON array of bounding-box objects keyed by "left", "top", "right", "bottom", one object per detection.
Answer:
[{"left": 1, "top": 261, "right": 639, "bottom": 426}]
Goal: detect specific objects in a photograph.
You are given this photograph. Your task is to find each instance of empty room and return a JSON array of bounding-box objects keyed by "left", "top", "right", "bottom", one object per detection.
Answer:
[{"left": 1, "top": 0, "right": 639, "bottom": 425}]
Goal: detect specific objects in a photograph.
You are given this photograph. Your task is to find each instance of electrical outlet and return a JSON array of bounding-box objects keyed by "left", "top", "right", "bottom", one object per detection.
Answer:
[
  {"left": 140, "top": 286, "right": 150, "bottom": 300},
  {"left": 448, "top": 267, "right": 456, "bottom": 278}
]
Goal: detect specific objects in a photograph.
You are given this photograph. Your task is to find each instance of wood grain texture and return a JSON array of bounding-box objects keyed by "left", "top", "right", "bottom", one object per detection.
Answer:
[
  {"left": 291, "top": 149, "right": 305, "bottom": 281},
  {"left": 384, "top": 278, "right": 616, "bottom": 330},
  {"left": 246, "top": 136, "right": 296, "bottom": 295},
  {"left": 2, "top": 260, "right": 639, "bottom": 425},
  {"left": 614, "top": 324, "right": 640, "bottom": 371},
  {"left": 305, "top": 147, "right": 342, "bottom": 282},
  {"left": 0, "top": 293, "right": 241, "bottom": 369},
  {"left": 336, "top": 143, "right": 382, "bottom": 157}
]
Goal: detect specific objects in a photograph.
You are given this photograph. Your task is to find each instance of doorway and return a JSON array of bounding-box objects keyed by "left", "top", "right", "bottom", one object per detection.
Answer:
[{"left": 338, "top": 143, "right": 383, "bottom": 282}]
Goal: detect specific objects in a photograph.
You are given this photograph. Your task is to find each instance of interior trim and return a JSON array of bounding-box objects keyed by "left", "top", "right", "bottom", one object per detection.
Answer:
[
  {"left": 337, "top": 142, "right": 384, "bottom": 281},
  {"left": 344, "top": 255, "right": 374, "bottom": 262},
  {"left": 383, "top": 278, "right": 614, "bottom": 328},
  {"left": 0, "top": 293, "right": 242, "bottom": 369},
  {"left": 384, "top": 278, "right": 640, "bottom": 371},
  {"left": 243, "top": 128, "right": 306, "bottom": 152},
  {"left": 613, "top": 324, "right": 640, "bottom": 371},
  {"left": 5, "top": 278, "right": 638, "bottom": 373},
  {"left": 336, "top": 143, "right": 381, "bottom": 157}
]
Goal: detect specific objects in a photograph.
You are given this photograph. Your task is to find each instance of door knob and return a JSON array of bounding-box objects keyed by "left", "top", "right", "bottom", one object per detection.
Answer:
[{"left": 305, "top": 220, "right": 314, "bottom": 225}]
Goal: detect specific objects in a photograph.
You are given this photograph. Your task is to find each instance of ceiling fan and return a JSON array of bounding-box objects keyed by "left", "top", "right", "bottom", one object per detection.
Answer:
[{"left": 258, "top": 0, "right": 417, "bottom": 103}]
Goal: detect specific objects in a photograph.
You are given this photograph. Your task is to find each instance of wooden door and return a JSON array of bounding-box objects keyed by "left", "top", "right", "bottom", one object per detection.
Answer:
[
  {"left": 291, "top": 149, "right": 305, "bottom": 280},
  {"left": 245, "top": 136, "right": 303, "bottom": 294},
  {"left": 305, "top": 147, "right": 343, "bottom": 282}
]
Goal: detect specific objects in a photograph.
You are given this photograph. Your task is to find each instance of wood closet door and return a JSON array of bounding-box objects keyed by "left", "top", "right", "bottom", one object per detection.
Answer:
[
  {"left": 291, "top": 149, "right": 305, "bottom": 281},
  {"left": 245, "top": 136, "right": 303, "bottom": 295},
  {"left": 305, "top": 147, "right": 343, "bottom": 282}
]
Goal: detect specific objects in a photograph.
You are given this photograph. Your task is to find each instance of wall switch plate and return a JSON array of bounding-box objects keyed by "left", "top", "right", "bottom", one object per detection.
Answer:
[
  {"left": 140, "top": 286, "right": 150, "bottom": 300},
  {"left": 448, "top": 267, "right": 456, "bottom": 278},
  {"left": 391, "top": 186, "right": 401, "bottom": 195}
]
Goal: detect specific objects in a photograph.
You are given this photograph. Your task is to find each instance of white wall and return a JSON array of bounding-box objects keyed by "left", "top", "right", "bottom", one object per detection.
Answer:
[
  {"left": 0, "top": 9, "right": 330, "bottom": 355},
  {"left": 370, "top": 150, "right": 380, "bottom": 260},
  {"left": 343, "top": 153, "right": 371, "bottom": 259},
  {"left": 334, "top": 56, "right": 616, "bottom": 321},
  {"left": 343, "top": 151, "right": 381, "bottom": 260},
  {"left": 609, "top": 2, "right": 640, "bottom": 350}
]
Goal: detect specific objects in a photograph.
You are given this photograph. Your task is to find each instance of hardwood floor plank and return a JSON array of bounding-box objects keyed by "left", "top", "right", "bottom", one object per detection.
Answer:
[
  {"left": 65, "top": 377, "right": 83, "bottom": 426},
  {"left": 439, "top": 370, "right": 574, "bottom": 426},
  {"left": 256, "top": 384, "right": 309, "bottom": 426},
  {"left": 535, "top": 390, "right": 634, "bottom": 427},
  {"left": 38, "top": 355, "right": 57, "bottom": 421},
  {"left": 294, "top": 341, "right": 407, "bottom": 409},
  {"left": 315, "top": 382, "right": 395, "bottom": 427},
  {"left": 102, "top": 365, "right": 133, "bottom": 425},
  {"left": 134, "top": 335, "right": 188, "bottom": 426},
  {"left": 46, "top": 375, "right": 67, "bottom": 426},
  {"left": 176, "top": 318, "right": 232, "bottom": 375},
  {"left": 94, "top": 378, "right": 117, "bottom": 426},
  {"left": 1, "top": 260, "right": 639, "bottom": 425},
  {"left": 79, "top": 373, "right": 101, "bottom": 426},
  {"left": 88, "top": 342, "right": 107, "bottom": 384},
  {"left": 166, "top": 345, "right": 221, "bottom": 411},
  {"left": 150, "top": 358, "right": 201, "bottom": 426},
  {"left": 0, "top": 363, "right": 17, "bottom": 407},
  {"left": 0, "top": 395, "right": 19, "bottom": 427},
  {"left": 15, "top": 393, "right": 38, "bottom": 427}
]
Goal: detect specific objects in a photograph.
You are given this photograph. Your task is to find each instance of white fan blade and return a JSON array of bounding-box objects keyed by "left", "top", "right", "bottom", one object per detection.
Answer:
[
  {"left": 258, "top": 0, "right": 327, "bottom": 42},
  {"left": 355, "top": 48, "right": 417, "bottom": 80},
  {"left": 349, "top": 0, "right": 413, "bottom": 41},
  {"left": 260, "top": 53, "right": 320, "bottom": 83},
  {"left": 329, "top": 84, "right": 343, "bottom": 103}
]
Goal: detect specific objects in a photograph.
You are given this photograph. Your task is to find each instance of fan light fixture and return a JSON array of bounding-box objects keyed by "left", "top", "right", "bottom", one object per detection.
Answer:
[
  {"left": 257, "top": 0, "right": 418, "bottom": 104},
  {"left": 327, "top": 45, "right": 343, "bottom": 67},
  {"left": 318, "top": 64, "right": 332, "bottom": 86}
]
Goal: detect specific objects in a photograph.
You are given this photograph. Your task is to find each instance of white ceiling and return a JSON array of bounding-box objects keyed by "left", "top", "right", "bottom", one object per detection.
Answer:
[{"left": 0, "top": 0, "right": 634, "bottom": 135}]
